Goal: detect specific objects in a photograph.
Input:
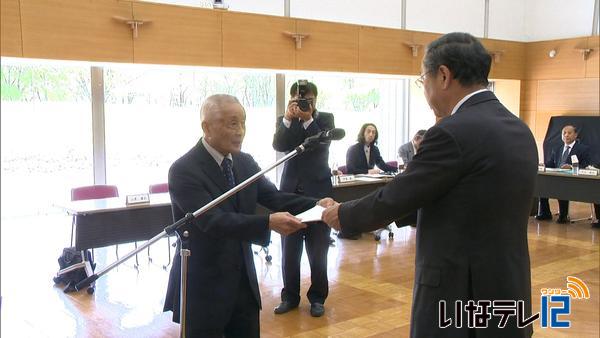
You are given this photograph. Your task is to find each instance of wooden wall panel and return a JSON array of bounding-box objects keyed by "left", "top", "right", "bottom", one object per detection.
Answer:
[
  {"left": 296, "top": 19, "right": 359, "bottom": 72},
  {"left": 132, "top": 3, "right": 221, "bottom": 66},
  {"left": 222, "top": 12, "right": 295, "bottom": 70},
  {"left": 20, "top": 0, "right": 133, "bottom": 62},
  {"left": 520, "top": 80, "right": 537, "bottom": 111},
  {"left": 407, "top": 31, "right": 441, "bottom": 75},
  {"left": 358, "top": 26, "right": 412, "bottom": 75},
  {"left": 525, "top": 38, "right": 588, "bottom": 80},
  {"left": 520, "top": 110, "right": 536, "bottom": 133},
  {"left": 536, "top": 78, "right": 600, "bottom": 111},
  {"left": 1, "top": 0, "right": 22, "bottom": 56},
  {"left": 482, "top": 39, "right": 525, "bottom": 80},
  {"left": 585, "top": 36, "right": 599, "bottom": 78}
]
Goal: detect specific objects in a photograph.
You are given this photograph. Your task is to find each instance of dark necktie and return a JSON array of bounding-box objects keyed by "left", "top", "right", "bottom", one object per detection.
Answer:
[
  {"left": 221, "top": 158, "right": 235, "bottom": 189},
  {"left": 560, "top": 146, "right": 570, "bottom": 165}
]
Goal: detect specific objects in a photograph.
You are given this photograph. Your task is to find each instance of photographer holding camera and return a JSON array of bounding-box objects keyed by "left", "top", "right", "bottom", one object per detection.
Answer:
[{"left": 272, "top": 80, "right": 335, "bottom": 317}]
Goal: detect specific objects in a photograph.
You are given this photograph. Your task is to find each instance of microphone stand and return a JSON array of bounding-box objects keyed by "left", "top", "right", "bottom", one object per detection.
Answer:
[{"left": 75, "top": 142, "right": 315, "bottom": 338}]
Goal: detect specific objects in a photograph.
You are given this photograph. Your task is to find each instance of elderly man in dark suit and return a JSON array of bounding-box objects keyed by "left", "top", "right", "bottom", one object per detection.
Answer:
[
  {"left": 536, "top": 124, "right": 591, "bottom": 223},
  {"left": 272, "top": 81, "right": 334, "bottom": 317},
  {"left": 163, "top": 94, "right": 335, "bottom": 337},
  {"left": 323, "top": 32, "right": 538, "bottom": 338}
]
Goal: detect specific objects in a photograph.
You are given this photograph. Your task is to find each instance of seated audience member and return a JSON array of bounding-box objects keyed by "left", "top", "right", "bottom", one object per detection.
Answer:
[
  {"left": 346, "top": 123, "right": 397, "bottom": 175},
  {"left": 397, "top": 129, "right": 427, "bottom": 167},
  {"left": 536, "top": 124, "right": 591, "bottom": 223}
]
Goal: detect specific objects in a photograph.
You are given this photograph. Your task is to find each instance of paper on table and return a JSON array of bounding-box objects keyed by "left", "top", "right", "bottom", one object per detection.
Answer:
[{"left": 295, "top": 204, "right": 325, "bottom": 223}]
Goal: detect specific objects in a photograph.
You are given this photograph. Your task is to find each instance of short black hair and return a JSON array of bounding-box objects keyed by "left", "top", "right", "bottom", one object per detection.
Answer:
[
  {"left": 423, "top": 32, "right": 491, "bottom": 87},
  {"left": 562, "top": 124, "right": 578, "bottom": 134},
  {"left": 357, "top": 123, "right": 378, "bottom": 145},
  {"left": 290, "top": 81, "right": 318, "bottom": 97}
]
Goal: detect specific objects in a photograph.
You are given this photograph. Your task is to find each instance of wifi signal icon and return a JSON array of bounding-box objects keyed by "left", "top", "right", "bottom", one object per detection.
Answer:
[{"left": 566, "top": 276, "right": 590, "bottom": 300}]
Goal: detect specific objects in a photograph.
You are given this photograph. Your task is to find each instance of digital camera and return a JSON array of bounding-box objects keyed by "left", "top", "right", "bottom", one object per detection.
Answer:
[{"left": 296, "top": 79, "right": 311, "bottom": 112}]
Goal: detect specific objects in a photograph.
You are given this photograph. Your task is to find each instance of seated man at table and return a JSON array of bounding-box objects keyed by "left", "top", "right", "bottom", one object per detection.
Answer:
[
  {"left": 346, "top": 123, "right": 397, "bottom": 175},
  {"left": 163, "top": 94, "right": 335, "bottom": 337},
  {"left": 536, "top": 124, "right": 591, "bottom": 223}
]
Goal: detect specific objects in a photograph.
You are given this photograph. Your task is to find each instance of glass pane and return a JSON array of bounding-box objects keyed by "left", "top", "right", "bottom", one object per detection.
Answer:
[
  {"left": 104, "top": 65, "right": 277, "bottom": 195},
  {"left": 408, "top": 78, "right": 436, "bottom": 140},
  {"left": 283, "top": 73, "right": 409, "bottom": 171},
  {"left": 1, "top": 60, "right": 93, "bottom": 217}
]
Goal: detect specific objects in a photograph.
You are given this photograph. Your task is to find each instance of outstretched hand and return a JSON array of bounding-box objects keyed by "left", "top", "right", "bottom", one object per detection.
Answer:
[
  {"left": 322, "top": 203, "right": 342, "bottom": 231},
  {"left": 317, "top": 197, "right": 337, "bottom": 208},
  {"left": 269, "top": 212, "right": 306, "bottom": 236}
]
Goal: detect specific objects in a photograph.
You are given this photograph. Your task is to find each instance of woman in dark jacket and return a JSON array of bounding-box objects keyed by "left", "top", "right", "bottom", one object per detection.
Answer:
[{"left": 345, "top": 123, "right": 396, "bottom": 175}]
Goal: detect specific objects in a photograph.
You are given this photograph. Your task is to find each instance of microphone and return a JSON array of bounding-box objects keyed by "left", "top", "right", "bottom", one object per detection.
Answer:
[{"left": 302, "top": 128, "right": 346, "bottom": 148}]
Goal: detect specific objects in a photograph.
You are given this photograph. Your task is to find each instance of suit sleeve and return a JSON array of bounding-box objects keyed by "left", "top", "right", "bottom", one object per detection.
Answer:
[
  {"left": 169, "top": 166, "right": 270, "bottom": 245},
  {"left": 273, "top": 116, "right": 305, "bottom": 152},
  {"left": 398, "top": 144, "right": 410, "bottom": 164},
  {"left": 545, "top": 148, "right": 557, "bottom": 168},
  {"left": 373, "top": 146, "right": 396, "bottom": 172},
  {"left": 346, "top": 145, "right": 367, "bottom": 174},
  {"left": 339, "top": 126, "right": 463, "bottom": 233},
  {"left": 578, "top": 145, "right": 591, "bottom": 167}
]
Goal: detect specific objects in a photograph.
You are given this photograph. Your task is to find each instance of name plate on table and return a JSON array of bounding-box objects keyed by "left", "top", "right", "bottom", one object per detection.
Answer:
[
  {"left": 338, "top": 175, "right": 355, "bottom": 183},
  {"left": 126, "top": 193, "right": 150, "bottom": 205},
  {"left": 578, "top": 169, "right": 599, "bottom": 176}
]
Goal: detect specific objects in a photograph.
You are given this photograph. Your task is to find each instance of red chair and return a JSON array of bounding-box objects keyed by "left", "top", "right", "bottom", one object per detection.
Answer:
[
  {"left": 149, "top": 183, "right": 172, "bottom": 269},
  {"left": 149, "top": 183, "right": 168, "bottom": 194}
]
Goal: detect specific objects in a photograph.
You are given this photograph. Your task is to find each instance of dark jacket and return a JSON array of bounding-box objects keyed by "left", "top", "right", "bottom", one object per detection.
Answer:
[
  {"left": 339, "top": 91, "right": 537, "bottom": 338},
  {"left": 346, "top": 142, "right": 396, "bottom": 174},
  {"left": 273, "top": 111, "right": 335, "bottom": 198},
  {"left": 163, "top": 141, "right": 315, "bottom": 334},
  {"left": 545, "top": 140, "right": 591, "bottom": 168}
]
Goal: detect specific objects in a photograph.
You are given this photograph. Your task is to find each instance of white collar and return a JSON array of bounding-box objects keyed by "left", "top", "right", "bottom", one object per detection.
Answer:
[
  {"left": 202, "top": 137, "right": 233, "bottom": 166},
  {"left": 451, "top": 88, "right": 489, "bottom": 115},
  {"left": 564, "top": 140, "right": 576, "bottom": 148}
]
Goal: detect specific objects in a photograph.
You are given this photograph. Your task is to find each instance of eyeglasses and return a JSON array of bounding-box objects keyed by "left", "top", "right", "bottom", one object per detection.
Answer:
[{"left": 415, "top": 71, "right": 431, "bottom": 88}]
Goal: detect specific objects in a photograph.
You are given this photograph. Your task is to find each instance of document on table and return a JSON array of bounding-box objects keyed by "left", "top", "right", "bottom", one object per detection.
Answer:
[{"left": 295, "top": 204, "right": 325, "bottom": 223}]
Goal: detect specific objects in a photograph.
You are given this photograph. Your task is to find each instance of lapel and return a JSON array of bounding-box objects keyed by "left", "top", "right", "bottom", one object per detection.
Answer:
[{"left": 195, "top": 142, "right": 239, "bottom": 210}]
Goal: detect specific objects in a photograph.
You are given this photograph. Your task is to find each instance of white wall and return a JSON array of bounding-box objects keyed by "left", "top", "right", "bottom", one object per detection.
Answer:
[
  {"left": 488, "top": 0, "right": 527, "bottom": 41},
  {"left": 524, "top": 0, "right": 596, "bottom": 41},
  {"left": 406, "top": 0, "right": 485, "bottom": 37},
  {"left": 290, "top": 0, "right": 402, "bottom": 28},
  {"left": 143, "top": 0, "right": 597, "bottom": 41}
]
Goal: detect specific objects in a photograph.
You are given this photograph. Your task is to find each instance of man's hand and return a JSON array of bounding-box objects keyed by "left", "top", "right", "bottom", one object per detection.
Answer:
[
  {"left": 368, "top": 168, "right": 381, "bottom": 174},
  {"left": 317, "top": 197, "right": 337, "bottom": 208},
  {"left": 322, "top": 203, "right": 342, "bottom": 231},
  {"left": 269, "top": 212, "right": 306, "bottom": 236},
  {"left": 284, "top": 100, "right": 298, "bottom": 121},
  {"left": 296, "top": 105, "right": 313, "bottom": 122},
  {"left": 560, "top": 164, "right": 573, "bottom": 169}
]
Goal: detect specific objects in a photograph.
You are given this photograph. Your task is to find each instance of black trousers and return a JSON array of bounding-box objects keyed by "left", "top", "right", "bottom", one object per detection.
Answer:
[
  {"left": 280, "top": 221, "right": 331, "bottom": 305},
  {"left": 538, "top": 198, "right": 569, "bottom": 217},
  {"left": 188, "top": 269, "right": 259, "bottom": 338}
]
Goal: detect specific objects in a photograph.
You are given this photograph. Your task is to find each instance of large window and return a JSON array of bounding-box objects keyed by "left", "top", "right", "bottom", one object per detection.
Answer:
[
  {"left": 283, "top": 73, "right": 409, "bottom": 170},
  {"left": 104, "top": 65, "right": 277, "bottom": 194},
  {"left": 1, "top": 60, "right": 93, "bottom": 217}
]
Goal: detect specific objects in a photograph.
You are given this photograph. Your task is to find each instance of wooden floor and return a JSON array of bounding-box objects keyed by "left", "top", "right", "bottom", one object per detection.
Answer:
[{"left": 1, "top": 201, "right": 598, "bottom": 337}]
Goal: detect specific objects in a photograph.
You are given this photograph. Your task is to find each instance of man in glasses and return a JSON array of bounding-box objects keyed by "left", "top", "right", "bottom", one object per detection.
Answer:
[
  {"left": 323, "top": 33, "right": 538, "bottom": 337},
  {"left": 272, "top": 81, "right": 335, "bottom": 317}
]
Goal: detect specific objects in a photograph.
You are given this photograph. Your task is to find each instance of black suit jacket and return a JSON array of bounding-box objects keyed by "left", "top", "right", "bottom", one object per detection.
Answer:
[
  {"left": 339, "top": 91, "right": 538, "bottom": 338},
  {"left": 346, "top": 142, "right": 396, "bottom": 174},
  {"left": 163, "top": 141, "right": 316, "bottom": 332},
  {"left": 544, "top": 140, "right": 591, "bottom": 168},
  {"left": 273, "top": 111, "right": 335, "bottom": 198}
]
